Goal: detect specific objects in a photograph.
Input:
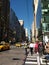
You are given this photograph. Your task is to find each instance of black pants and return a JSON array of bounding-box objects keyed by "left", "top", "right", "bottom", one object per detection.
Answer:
[
  {"left": 30, "top": 48, "right": 33, "bottom": 55},
  {"left": 25, "top": 48, "right": 27, "bottom": 55}
]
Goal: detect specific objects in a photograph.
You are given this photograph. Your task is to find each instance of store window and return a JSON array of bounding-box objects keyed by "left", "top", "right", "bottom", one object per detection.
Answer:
[
  {"left": 41, "top": 3, "right": 43, "bottom": 8},
  {"left": 42, "top": 23, "right": 49, "bottom": 32},
  {"left": 46, "top": 16, "right": 49, "bottom": 22},
  {"left": 41, "top": 18, "right": 44, "bottom": 22}
]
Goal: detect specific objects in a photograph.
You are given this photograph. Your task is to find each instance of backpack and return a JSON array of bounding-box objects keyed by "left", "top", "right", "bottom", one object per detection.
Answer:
[{"left": 38, "top": 44, "right": 43, "bottom": 52}]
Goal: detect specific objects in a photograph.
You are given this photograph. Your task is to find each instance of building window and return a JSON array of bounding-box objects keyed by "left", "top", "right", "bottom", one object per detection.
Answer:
[
  {"left": 42, "top": 11, "right": 44, "bottom": 14},
  {"left": 42, "top": 23, "right": 49, "bottom": 32},
  {"left": 46, "top": 16, "right": 49, "bottom": 22},
  {"left": 41, "top": 3, "right": 43, "bottom": 8},
  {"left": 42, "top": 9, "right": 48, "bottom": 12},
  {"left": 48, "top": 4, "right": 49, "bottom": 8},
  {"left": 41, "top": 18, "right": 44, "bottom": 22}
]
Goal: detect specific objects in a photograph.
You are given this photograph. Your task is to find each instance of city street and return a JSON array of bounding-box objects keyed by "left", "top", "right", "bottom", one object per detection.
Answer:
[
  {"left": 0, "top": 0, "right": 49, "bottom": 65},
  {"left": 0, "top": 46, "right": 26, "bottom": 65},
  {"left": 0, "top": 45, "right": 49, "bottom": 65},
  {"left": 24, "top": 50, "right": 49, "bottom": 65}
]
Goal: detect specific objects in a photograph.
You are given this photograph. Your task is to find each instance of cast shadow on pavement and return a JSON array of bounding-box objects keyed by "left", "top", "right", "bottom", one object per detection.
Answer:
[{"left": 12, "top": 58, "right": 20, "bottom": 60}]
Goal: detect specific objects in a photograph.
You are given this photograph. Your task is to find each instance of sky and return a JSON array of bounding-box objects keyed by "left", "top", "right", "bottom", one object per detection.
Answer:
[{"left": 10, "top": 0, "right": 41, "bottom": 36}]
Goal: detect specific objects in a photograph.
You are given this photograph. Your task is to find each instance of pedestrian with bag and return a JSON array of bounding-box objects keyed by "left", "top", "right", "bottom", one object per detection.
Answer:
[{"left": 38, "top": 42, "right": 43, "bottom": 56}]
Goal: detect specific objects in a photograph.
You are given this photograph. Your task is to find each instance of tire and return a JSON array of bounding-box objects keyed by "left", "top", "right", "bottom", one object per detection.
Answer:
[{"left": 1, "top": 48, "right": 4, "bottom": 51}]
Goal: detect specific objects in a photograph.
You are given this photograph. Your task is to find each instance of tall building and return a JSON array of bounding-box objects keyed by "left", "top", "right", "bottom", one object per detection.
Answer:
[
  {"left": 0, "top": 0, "right": 10, "bottom": 42},
  {"left": 10, "top": 9, "right": 25, "bottom": 43},
  {"left": 19, "top": 20, "right": 24, "bottom": 27},
  {"left": 32, "top": 0, "right": 39, "bottom": 42},
  {"left": 31, "top": 21, "right": 38, "bottom": 42},
  {"left": 19, "top": 20, "right": 26, "bottom": 42},
  {"left": 25, "top": 28, "right": 28, "bottom": 42},
  {"left": 10, "top": 8, "right": 19, "bottom": 42},
  {"left": 10, "top": 8, "right": 18, "bottom": 30},
  {"left": 41, "top": 0, "right": 49, "bottom": 42},
  {"left": 31, "top": 21, "right": 34, "bottom": 42}
]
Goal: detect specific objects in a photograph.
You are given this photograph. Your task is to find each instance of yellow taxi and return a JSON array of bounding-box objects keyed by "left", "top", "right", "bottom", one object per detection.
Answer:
[
  {"left": 4, "top": 43, "right": 10, "bottom": 50},
  {"left": 0, "top": 43, "right": 5, "bottom": 51},
  {"left": 0, "top": 42, "right": 10, "bottom": 51},
  {"left": 15, "top": 43, "right": 21, "bottom": 47}
]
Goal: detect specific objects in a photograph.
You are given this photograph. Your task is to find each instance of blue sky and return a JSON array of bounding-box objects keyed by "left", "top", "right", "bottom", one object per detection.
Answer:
[{"left": 10, "top": 0, "right": 41, "bottom": 35}]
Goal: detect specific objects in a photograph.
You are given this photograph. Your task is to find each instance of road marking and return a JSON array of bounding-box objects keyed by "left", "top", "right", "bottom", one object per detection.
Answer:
[
  {"left": 40, "top": 58, "right": 49, "bottom": 65},
  {"left": 25, "top": 53, "right": 37, "bottom": 65},
  {"left": 37, "top": 56, "right": 40, "bottom": 65},
  {"left": 27, "top": 56, "right": 36, "bottom": 58},
  {"left": 25, "top": 61, "right": 37, "bottom": 64},
  {"left": 26, "top": 58, "right": 37, "bottom": 60}
]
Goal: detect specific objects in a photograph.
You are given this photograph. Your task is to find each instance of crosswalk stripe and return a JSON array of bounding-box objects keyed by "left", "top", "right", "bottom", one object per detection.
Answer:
[
  {"left": 25, "top": 54, "right": 37, "bottom": 65},
  {"left": 37, "top": 56, "right": 40, "bottom": 65},
  {"left": 26, "top": 58, "right": 37, "bottom": 61},
  {"left": 40, "top": 58, "right": 49, "bottom": 65},
  {"left": 27, "top": 58, "right": 37, "bottom": 60},
  {"left": 25, "top": 51, "right": 49, "bottom": 65},
  {"left": 27, "top": 56, "right": 37, "bottom": 58},
  {"left": 25, "top": 61, "right": 37, "bottom": 64}
]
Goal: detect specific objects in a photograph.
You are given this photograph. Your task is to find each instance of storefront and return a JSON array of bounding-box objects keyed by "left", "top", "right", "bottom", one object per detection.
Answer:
[{"left": 42, "top": 23, "right": 49, "bottom": 43}]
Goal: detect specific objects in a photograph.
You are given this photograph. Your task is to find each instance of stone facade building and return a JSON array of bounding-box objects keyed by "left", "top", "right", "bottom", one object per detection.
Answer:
[
  {"left": 10, "top": 9, "right": 25, "bottom": 43},
  {"left": 0, "top": 0, "right": 10, "bottom": 42}
]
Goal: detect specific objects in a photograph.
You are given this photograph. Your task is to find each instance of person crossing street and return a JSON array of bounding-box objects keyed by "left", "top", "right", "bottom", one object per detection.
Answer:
[{"left": 29, "top": 42, "right": 34, "bottom": 55}]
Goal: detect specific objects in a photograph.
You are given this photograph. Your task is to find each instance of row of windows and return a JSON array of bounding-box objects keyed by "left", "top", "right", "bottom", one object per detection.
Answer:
[
  {"left": 42, "top": 23, "right": 49, "bottom": 32},
  {"left": 42, "top": 10, "right": 49, "bottom": 15},
  {"left": 41, "top": 15, "right": 49, "bottom": 23},
  {"left": 41, "top": 0, "right": 49, "bottom": 3},
  {"left": 41, "top": 3, "right": 49, "bottom": 8}
]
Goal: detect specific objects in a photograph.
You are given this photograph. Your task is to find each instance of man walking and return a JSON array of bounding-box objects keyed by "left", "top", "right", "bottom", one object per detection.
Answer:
[{"left": 29, "top": 42, "right": 34, "bottom": 55}]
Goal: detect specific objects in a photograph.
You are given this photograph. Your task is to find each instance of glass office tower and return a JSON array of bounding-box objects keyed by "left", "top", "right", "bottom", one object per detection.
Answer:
[{"left": 41, "top": 0, "right": 49, "bottom": 42}]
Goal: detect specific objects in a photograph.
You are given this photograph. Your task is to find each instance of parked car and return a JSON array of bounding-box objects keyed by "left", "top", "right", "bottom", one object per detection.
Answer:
[
  {"left": 21, "top": 42, "right": 25, "bottom": 46},
  {"left": 4, "top": 43, "right": 10, "bottom": 50},
  {"left": 0, "top": 42, "right": 10, "bottom": 51},
  {"left": 15, "top": 43, "right": 21, "bottom": 47}
]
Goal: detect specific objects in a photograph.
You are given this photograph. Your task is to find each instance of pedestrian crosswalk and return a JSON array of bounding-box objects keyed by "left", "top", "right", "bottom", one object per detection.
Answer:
[
  {"left": 40, "top": 58, "right": 49, "bottom": 65},
  {"left": 24, "top": 52, "right": 49, "bottom": 65},
  {"left": 25, "top": 53, "right": 39, "bottom": 65}
]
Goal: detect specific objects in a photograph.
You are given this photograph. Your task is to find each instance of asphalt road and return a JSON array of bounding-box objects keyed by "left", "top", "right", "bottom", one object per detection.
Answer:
[{"left": 0, "top": 46, "right": 26, "bottom": 65}]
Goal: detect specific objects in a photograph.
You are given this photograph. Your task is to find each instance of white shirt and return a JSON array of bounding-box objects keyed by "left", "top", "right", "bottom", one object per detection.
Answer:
[{"left": 29, "top": 43, "right": 34, "bottom": 48}]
